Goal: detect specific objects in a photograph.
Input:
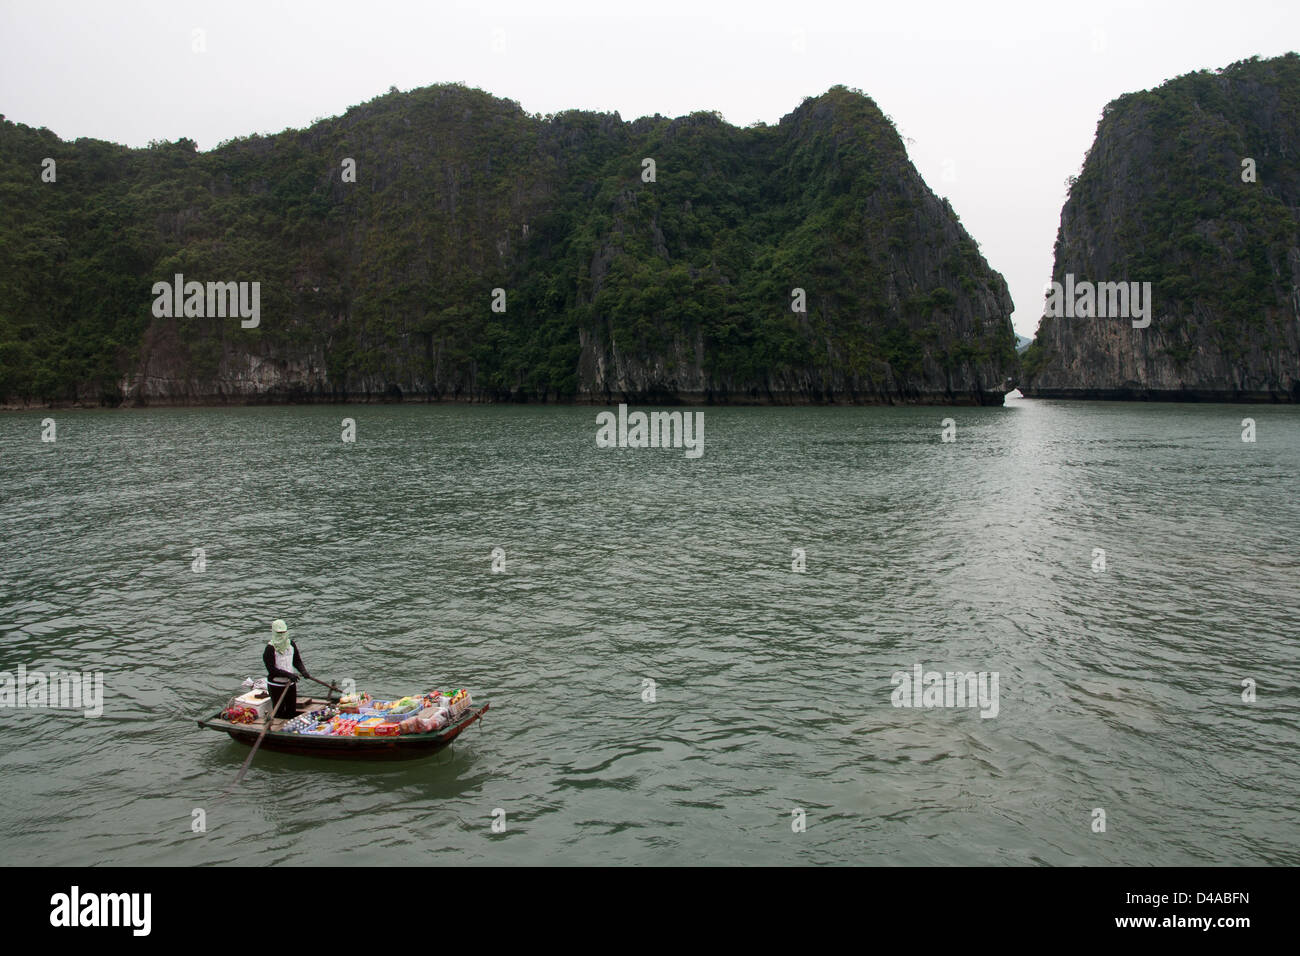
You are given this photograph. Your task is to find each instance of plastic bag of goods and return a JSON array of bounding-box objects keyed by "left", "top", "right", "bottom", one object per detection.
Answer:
[
  {"left": 222, "top": 705, "right": 259, "bottom": 725},
  {"left": 417, "top": 711, "right": 447, "bottom": 732}
]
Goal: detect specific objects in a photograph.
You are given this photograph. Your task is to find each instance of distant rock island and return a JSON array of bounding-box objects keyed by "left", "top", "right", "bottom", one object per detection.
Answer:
[
  {"left": 0, "top": 84, "right": 1017, "bottom": 408},
  {"left": 1022, "top": 53, "right": 1300, "bottom": 402}
]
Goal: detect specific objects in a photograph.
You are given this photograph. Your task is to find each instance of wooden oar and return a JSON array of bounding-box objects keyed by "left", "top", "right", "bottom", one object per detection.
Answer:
[
  {"left": 302, "top": 674, "right": 341, "bottom": 700},
  {"left": 219, "top": 680, "right": 293, "bottom": 798}
]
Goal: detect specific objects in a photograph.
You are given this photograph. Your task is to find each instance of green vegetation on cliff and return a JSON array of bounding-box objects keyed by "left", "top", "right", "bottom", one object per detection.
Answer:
[
  {"left": 1028, "top": 53, "right": 1300, "bottom": 398},
  {"left": 0, "top": 84, "right": 1016, "bottom": 405}
]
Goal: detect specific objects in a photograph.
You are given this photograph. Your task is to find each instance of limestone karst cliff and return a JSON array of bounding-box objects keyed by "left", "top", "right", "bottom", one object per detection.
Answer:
[
  {"left": 1022, "top": 54, "right": 1300, "bottom": 401},
  {"left": 1, "top": 84, "right": 1017, "bottom": 406}
]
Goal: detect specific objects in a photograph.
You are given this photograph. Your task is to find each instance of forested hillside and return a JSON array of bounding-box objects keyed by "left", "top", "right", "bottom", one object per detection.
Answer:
[
  {"left": 1022, "top": 53, "right": 1300, "bottom": 401},
  {"left": 0, "top": 84, "right": 1017, "bottom": 406}
]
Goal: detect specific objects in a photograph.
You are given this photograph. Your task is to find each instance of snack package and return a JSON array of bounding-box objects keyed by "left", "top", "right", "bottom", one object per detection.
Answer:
[{"left": 339, "top": 691, "right": 370, "bottom": 713}]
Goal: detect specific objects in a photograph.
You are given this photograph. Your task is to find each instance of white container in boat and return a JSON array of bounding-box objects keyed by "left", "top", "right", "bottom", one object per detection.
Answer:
[{"left": 234, "top": 691, "right": 273, "bottom": 719}]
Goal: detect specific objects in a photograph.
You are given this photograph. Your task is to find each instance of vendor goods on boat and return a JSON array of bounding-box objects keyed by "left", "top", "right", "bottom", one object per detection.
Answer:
[{"left": 198, "top": 686, "right": 487, "bottom": 760}]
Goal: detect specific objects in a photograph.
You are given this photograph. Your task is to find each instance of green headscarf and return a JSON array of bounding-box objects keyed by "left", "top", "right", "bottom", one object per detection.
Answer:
[{"left": 269, "top": 620, "right": 291, "bottom": 654}]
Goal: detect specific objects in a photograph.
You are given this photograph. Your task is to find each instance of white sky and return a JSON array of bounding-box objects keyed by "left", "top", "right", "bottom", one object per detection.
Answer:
[{"left": 2, "top": 0, "right": 1296, "bottom": 337}]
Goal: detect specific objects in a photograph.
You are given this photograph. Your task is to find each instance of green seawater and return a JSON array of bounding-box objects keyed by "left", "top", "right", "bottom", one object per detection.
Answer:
[{"left": 0, "top": 399, "right": 1297, "bottom": 865}]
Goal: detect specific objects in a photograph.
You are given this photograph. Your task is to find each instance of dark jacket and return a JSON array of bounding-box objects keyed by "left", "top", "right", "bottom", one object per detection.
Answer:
[{"left": 264, "top": 640, "right": 309, "bottom": 681}]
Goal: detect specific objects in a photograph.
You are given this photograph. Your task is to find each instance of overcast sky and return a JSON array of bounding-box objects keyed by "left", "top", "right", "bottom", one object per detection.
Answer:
[{"left": 2, "top": 0, "right": 1296, "bottom": 337}]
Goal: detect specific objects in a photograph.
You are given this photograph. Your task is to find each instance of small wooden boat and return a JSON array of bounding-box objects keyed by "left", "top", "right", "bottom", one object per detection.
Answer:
[{"left": 197, "top": 695, "right": 489, "bottom": 760}]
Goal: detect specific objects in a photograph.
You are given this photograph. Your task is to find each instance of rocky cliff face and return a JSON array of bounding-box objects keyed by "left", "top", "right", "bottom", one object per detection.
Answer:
[
  {"left": 568, "top": 92, "right": 1017, "bottom": 405},
  {"left": 0, "top": 84, "right": 1017, "bottom": 407},
  {"left": 1022, "top": 54, "right": 1300, "bottom": 401}
]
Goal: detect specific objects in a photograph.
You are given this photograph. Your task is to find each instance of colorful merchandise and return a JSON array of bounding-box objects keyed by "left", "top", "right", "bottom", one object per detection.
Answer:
[
  {"left": 227, "top": 686, "right": 475, "bottom": 737},
  {"left": 222, "top": 705, "right": 258, "bottom": 724},
  {"left": 339, "top": 691, "right": 371, "bottom": 713},
  {"left": 281, "top": 706, "right": 339, "bottom": 735}
]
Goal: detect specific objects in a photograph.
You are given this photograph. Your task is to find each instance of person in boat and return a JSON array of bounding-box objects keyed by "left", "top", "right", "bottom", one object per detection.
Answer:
[{"left": 264, "top": 619, "right": 313, "bottom": 687}]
